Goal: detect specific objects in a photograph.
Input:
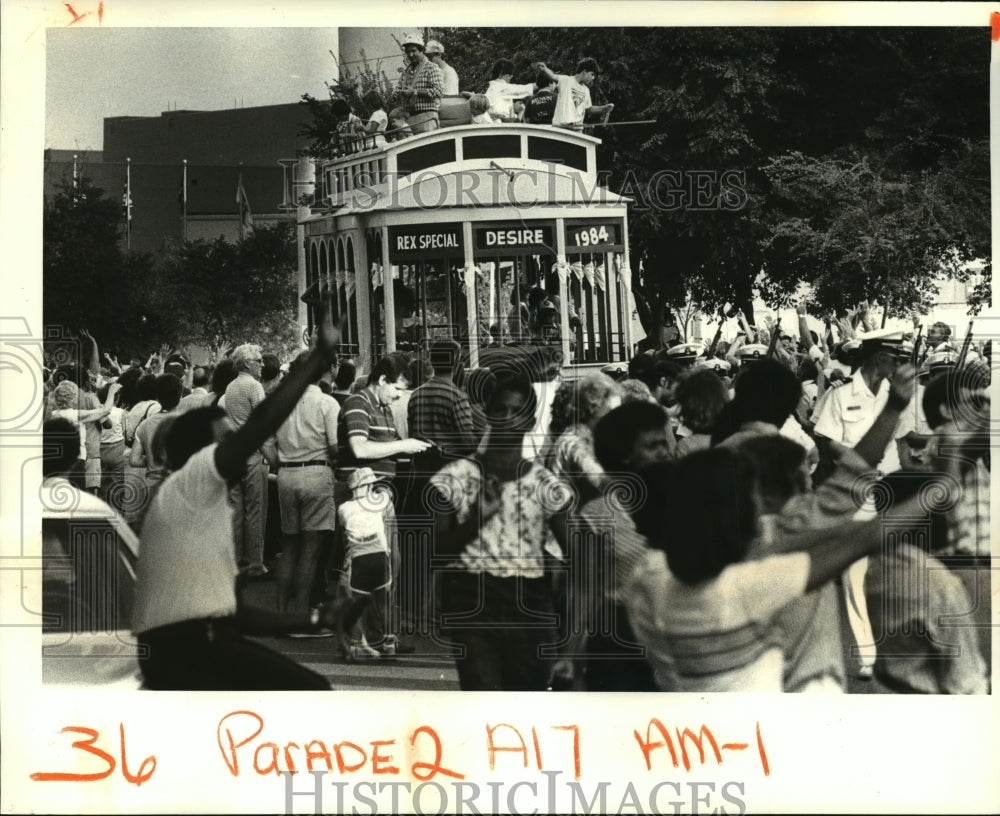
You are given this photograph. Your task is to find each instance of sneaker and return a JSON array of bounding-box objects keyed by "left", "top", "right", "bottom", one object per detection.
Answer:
[
  {"left": 856, "top": 665, "right": 874, "bottom": 681},
  {"left": 346, "top": 642, "right": 380, "bottom": 662},
  {"left": 379, "top": 636, "right": 398, "bottom": 657}
]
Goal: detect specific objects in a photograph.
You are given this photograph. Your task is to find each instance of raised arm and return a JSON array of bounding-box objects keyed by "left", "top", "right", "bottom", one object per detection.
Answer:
[
  {"left": 852, "top": 363, "right": 915, "bottom": 468},
  {"left": 79, "top": 329, "right": 99, "bottom": 376},
  {"left": 775, "top": 490, "right": 923, "bottom": 591},
  {"left": 76, "top": 405, "right": 111, "bottom": 424}
]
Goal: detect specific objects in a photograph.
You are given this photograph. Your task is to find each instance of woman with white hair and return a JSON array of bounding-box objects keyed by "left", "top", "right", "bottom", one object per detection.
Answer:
[{"left": 48, "top": 379, "right": 115, "bottom": 491}]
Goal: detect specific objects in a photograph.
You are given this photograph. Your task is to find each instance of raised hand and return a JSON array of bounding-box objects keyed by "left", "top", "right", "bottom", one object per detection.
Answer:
[
  {"left": 315, "top": 305, "right": 343, "bottom": 358},
  {"left": 887, "top": 363, "right": 916, "bottom": 410}
]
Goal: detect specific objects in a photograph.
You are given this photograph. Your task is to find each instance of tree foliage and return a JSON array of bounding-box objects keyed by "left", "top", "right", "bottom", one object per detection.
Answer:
[
  {"left": 44, "top": 177, "right": 301, "bottom": 361},
  {"left": 44, "top": 176, "right": 158, "bottom": 353},
  {"left": 443, "top": 28, "right": 991, "bottom": 324},
  {"left": 150, "top": 223, "right": 301, "bottom": 360},
  {"left": 299, "top": 49, "right": 397, "bottom": 159}
]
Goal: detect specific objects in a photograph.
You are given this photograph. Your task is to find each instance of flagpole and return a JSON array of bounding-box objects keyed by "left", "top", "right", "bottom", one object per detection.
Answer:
[
  {"left": 237, "top": 164, "right": 244, "bottom": 241},
  {"left": 125, "top": 158, "right": 132, "bottom": 250},
  {"left": 182, "top": 159, "right": 188, "bottom": 241}
]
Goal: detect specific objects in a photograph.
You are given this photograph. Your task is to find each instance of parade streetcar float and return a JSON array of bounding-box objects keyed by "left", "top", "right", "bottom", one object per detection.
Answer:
[{"left": 284, "top": 104, "right": 644, "bottom": 379}]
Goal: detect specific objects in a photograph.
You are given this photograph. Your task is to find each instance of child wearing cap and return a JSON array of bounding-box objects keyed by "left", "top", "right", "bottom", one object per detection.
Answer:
[{"left": 335, "top": 467, "right": 398, "bottom": 660}]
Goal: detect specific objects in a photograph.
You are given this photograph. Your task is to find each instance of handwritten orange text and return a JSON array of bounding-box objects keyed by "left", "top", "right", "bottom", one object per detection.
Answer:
[
  {"left": 64, "top": 2, "right": 104, "bottom": 26},
  {"left": 217, "top": 710, "right": 464, "bottom": 780},
  {"left": 486, "top": 722, "right": 582, "bottom": 779},
  {"left": 30, "top": 724, "right": 157, "bottom": 786},
  {"left": 634, "top": 719, "right": 770, "bottom": 776}
]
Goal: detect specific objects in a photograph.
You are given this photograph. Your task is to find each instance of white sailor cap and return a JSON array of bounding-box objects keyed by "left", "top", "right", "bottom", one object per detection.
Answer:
[
  {"left": 857, "top": 327, "right": 905, "bottom": 349},
  {"left": 923, "top": 348, "right": 960, "bottom": 371},
  {"left": 692, "top": 357, "right": 732, "bottom": 375},
  {"left": 665, "top": 342, "right": 706, "bottom": 365},
  {"left": 736, "top": 343, "right": 770, "bottom": 362}
]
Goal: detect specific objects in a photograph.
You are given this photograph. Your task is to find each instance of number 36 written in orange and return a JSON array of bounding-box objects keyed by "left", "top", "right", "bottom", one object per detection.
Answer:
[{"left": 31, "top": 725, "right": 157, "bottom": 786}]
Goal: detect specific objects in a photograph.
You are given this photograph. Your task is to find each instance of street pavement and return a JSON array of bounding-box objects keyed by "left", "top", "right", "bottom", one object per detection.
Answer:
[
  {"left": 242, "top": 577, "right": 461, "bottom": 691},
  {"left": 241, "top": 572, "right": 939, "bottom": 695}
]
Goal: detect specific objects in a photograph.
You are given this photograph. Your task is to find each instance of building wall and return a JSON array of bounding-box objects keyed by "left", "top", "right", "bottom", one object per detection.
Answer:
[{"left": 103, "top": 103, "right": 313, "bottom": 166}]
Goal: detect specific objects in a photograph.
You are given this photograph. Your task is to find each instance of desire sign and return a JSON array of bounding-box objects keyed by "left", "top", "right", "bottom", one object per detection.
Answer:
[{"left": 475, "top": 225, "right": 554, "bottom": 252}]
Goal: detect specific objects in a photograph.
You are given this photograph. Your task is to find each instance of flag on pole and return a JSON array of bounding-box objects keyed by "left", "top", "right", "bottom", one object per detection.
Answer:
[
  {"left": 237, "top": 172, "right": 254, "bottom": 240},
  {"left": 122, "top": 158, "right": 132, "bottom": 249}
]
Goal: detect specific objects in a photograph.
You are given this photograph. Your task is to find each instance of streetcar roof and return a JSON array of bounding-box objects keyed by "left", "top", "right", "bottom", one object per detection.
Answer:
[{"left": 326, "top": 122, "right": 603, "bottom": 166}]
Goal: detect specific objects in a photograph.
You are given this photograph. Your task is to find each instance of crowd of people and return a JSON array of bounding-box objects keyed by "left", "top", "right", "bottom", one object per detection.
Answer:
[
  {"left": 41, "top": 298, "right": 991, "bottom": 694},
  {"left": 327, "top": 33, "right": 614, "bottom": 154}
]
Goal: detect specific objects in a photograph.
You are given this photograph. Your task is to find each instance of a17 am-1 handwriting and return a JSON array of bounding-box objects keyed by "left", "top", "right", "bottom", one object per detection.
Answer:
[{"left": 30, "top": 713, "right": 770, "bottom": 785}]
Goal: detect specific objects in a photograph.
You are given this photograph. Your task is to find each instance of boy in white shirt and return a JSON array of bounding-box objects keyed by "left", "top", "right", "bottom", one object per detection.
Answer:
[{"left": 335, "top": 467, "right": 399, "bottom": 660}]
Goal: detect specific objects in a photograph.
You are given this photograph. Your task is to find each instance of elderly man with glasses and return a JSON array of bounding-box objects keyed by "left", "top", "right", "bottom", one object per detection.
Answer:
[{"left": 225, "top": 344, "right": 271, "bottom": 578}]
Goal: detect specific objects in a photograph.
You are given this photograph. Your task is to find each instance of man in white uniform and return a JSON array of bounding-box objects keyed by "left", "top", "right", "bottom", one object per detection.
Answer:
[{"left": 811, "top": 328, "right": 914, "bottom": 679}]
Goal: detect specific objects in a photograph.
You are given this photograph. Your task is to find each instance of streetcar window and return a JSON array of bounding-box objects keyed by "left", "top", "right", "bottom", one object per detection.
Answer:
[
  {"left": 396, "top": 141, "right": 457, "bottom": 177},
  {"left": 527, "top": 137, "right": 587, "bottom": 172},
  {"left": 565, "top": 252, "right": 624, "bottom": 364},
  {"left": 393, "top": 259, "right": 466, "bottom": 349},
  {"left": 472, "top": 254, "right": 552, "bottom": 348}
]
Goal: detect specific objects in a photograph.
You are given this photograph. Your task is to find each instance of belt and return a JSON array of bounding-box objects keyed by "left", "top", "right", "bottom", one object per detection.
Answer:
[{"left": 280, "top": 460, "right": 330, "bottom": 468}]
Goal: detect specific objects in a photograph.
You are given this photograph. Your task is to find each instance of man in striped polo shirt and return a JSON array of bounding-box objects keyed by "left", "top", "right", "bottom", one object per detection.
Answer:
[
  {"left": 405, "top": 340, "right": 477, "bottom": 512},
  {"left": 337, "top": 356, "right": 432, "bottom": 486},
  {"left": 336, "top": 356, "right": 431, "bottom": 649}
]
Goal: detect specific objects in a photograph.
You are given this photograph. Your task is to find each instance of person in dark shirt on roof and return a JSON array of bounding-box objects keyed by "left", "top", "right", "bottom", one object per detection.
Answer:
[{"left": 524, "top": 71, "right": 558, "bottom": 125}]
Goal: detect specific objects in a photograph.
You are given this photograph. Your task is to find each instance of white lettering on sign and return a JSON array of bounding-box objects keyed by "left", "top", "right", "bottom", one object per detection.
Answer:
[
  {"left": 572, "top": 225, "right": 612, "bottom": 247},
  {"left": 419, "top": 233, "right": 459, "bottom": 249},
  {"left": 483, "top": 229, "right": 546, "bottom": 247},
  {"left": 395, "top": 233, "right": 459, "bottom": 252}
]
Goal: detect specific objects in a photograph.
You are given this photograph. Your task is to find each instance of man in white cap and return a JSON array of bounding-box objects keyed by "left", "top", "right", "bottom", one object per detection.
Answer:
[
  {"left": 424, "top": 39, "right": 459, "bottom": 95},
  {"left": 391, "top": 32, "right": 444, "bottom": 133},
  {"left": 811, "top": 327, "right": 915, "bottom": 680}
]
